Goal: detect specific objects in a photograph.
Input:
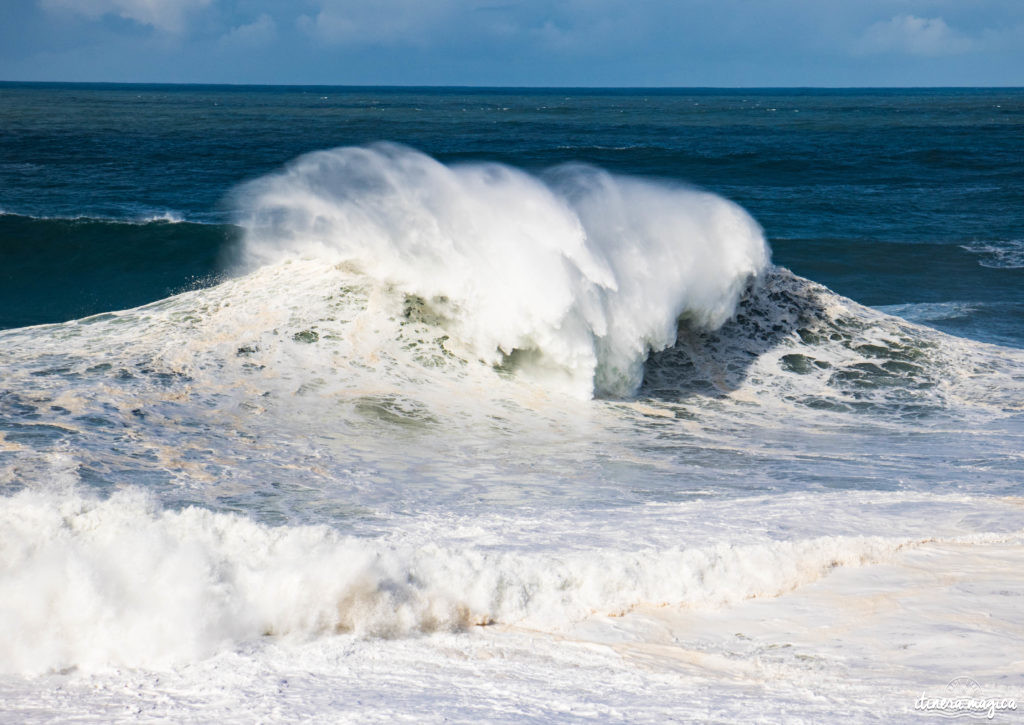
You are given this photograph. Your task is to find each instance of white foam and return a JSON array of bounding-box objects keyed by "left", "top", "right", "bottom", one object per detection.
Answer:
[
  {"left": 876, "top": 300, "right": 979, "bottom": 323},
  {"left": 962, "top": 240, "right": 1024, "bottom": 269},
  {"left": 137, "top": 210, "right": 186, "bottom": 224},
  {"left": 1, "top": 476, "right": 968, "bottom": 676},
  {"left": 233, "top": 144, "right": 769, "bottom": 397}
]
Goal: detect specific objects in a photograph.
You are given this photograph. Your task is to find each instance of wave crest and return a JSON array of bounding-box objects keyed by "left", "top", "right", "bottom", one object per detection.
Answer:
[{"left": 234, "top": 144, "right": 769, "bottom": 397}]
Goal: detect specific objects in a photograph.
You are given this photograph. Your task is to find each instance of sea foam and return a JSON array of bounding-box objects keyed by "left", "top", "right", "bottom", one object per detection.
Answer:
[
  {"left": 234, "top": 144, "right": 769, "bottom": 397},
  {"left": 0, "top": 471, "right": 929, "bottom": 675}
]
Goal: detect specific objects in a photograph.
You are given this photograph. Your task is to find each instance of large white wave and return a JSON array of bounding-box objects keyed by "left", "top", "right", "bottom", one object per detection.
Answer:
[
  {"left": 233, "top": 144, "right": 769, "bottom": 397},
  {"left": 0, "top": 474, "right": 944, "bottom": 676}
]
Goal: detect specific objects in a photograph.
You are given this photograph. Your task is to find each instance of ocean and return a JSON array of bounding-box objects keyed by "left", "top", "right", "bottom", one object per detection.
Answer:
[{"left": 1, "top": 83, "right": 1022, "bottom": 722}]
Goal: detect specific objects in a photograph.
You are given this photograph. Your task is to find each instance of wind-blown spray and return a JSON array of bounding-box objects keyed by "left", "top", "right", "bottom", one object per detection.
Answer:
[{"left": 235, "top": 144, "right": 769, "bottom": 397}]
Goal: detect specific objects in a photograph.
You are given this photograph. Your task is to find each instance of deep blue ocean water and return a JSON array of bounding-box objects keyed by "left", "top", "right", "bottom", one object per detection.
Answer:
[{"left": 2, "top": 83, "right": 1022, "bottom": 345}]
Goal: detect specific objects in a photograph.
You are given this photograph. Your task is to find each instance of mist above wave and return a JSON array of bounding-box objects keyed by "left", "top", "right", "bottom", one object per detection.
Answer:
[{"left": 233, "top": 144, "right": 769, "bottom": 397}]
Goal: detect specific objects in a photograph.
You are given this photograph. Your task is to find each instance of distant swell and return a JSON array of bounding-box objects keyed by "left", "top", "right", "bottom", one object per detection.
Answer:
[
  {"left": 0, "top": 214, "right": 235, "bottom": 330},
  {"left": 234, "top": 144, "right": 769, "bottom": 397}
]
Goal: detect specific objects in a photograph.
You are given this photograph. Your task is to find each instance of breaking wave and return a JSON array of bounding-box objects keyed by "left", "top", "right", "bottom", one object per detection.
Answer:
[
  {"left": 233, "top": 144, "right": 769, "bottom": 397},
  {"left": 2, "top": 146, "right": 1023, "bottom": 680},
  {"left": 0, "top": 474, "right": 948, "bottom": 675}
]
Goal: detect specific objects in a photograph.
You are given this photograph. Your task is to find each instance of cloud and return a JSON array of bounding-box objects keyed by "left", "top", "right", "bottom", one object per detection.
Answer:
[
  {"left": 15, "top": 0, "right": 1024, "bottom": 85},
  {"left": 296, "top": 0, "right": 456, "bottom": 46},
  {"left": 857, "top": 15, "right": 974, "bottom": 57},
  {"left": 40, "top": 0, "right": 212, "bottom": 33},
  {"left": 291, "top": 0, "right": 646, "bottom": 63},
  {"left": 220, "top": 13, "right": 276, "bottom": 49}
]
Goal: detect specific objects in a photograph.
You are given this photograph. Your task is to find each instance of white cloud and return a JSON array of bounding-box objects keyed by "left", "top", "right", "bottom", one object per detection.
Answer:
[
  {"left": 40, "top": 0, "right": 212, "bottom": 33},
  {"left": 857, "top": 15, "right": 974, "bottom": 57},
  {"left": 220, "top": 13, "right": 276, "bottom": 49}
]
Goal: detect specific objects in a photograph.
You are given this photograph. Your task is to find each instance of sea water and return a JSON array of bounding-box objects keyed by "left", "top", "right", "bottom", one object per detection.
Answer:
[{"left": 1, "top": 84, "right": 1022, "bottom": 722}]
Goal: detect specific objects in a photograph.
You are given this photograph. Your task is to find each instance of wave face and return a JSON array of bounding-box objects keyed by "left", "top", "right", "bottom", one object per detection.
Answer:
[
  {"left": 0, "top": 213, "right": 231, "bottom": 329},
  {"left": 233, "top": 144, "right": 769, "bottom": 397}
]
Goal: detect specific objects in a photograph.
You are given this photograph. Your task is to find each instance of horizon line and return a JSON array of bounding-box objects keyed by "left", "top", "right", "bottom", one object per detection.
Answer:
[{"left": 2, "top": 80, "right": 1023, "bottom": 91}]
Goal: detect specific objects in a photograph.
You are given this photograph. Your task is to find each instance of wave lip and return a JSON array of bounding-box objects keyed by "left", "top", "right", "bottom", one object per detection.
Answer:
[{"left": 233, "top": 144, "right": 769, "bottom": 397}]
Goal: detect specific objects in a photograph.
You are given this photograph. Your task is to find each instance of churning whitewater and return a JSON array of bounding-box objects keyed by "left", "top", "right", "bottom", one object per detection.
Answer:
[{"left": 1, "top": 131, "right": 1022, "bottom": 722}]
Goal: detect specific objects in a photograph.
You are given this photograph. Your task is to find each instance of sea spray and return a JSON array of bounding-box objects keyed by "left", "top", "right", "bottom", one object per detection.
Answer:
[{"left": 233, "top": 144, "right": 769, "bottom": 397}]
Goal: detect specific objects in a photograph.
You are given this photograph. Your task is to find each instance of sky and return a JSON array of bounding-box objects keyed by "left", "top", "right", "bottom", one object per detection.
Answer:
[{"left": 1, "top": 0, "right": 1022, "bottom": 86}]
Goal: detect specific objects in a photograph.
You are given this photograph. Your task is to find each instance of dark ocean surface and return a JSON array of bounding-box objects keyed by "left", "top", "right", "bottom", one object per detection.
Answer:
[{"left": 1, "top": 83, "right": 1022, "bottom": 345}]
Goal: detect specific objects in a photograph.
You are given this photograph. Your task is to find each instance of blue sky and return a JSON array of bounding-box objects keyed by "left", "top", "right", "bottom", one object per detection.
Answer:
[{"left": 1, "top": 0, "right": 1022, "bottom": 86}]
